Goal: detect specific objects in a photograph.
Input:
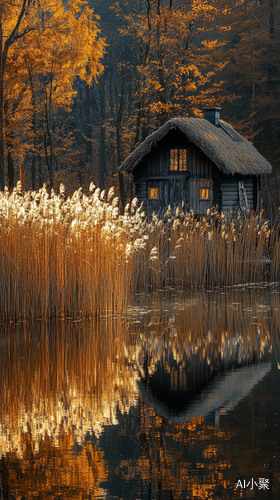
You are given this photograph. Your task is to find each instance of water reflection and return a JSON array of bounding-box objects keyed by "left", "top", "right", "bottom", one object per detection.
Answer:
[
  {"left": 0, "top": 319, "right": 139, "bottom": 498},
  {"left": 0, "top": 285, "right": 280, "bottom": 498},
  {"left": 1, "top": 433, "right": 107, "bottom": 499},
  {"left": 131, "top": 288, "right": 273, "bottom": 423}
]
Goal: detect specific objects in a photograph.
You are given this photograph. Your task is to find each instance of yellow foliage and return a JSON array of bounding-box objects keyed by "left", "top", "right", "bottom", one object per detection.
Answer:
[
  {"left": 113, "top": 0, "right": 234, "bottom": 153},
  {"left": 2, "top": 0, "right": 106, "bottom": 164}
]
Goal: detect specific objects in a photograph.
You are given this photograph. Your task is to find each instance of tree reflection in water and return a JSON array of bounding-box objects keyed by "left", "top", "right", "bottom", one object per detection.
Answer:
[{"left": 0, "top": 285, "right": 279, "bottom": 499}]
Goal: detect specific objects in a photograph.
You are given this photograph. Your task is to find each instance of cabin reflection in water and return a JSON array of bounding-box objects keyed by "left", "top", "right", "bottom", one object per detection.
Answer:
[
  {"left": 134, "top": 304, "right": 272, "bottom": 422},
  {"left": 139, "top": 358, "right": 271, "bottom": 423}
]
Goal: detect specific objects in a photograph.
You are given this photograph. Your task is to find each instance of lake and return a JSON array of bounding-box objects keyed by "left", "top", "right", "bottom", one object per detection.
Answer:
[{"left": 0, "top": 284, "right": 279, "bottom": 499}]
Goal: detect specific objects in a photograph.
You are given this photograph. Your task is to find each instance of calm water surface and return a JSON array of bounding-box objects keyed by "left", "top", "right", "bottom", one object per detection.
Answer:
[{"left": 0, "top": 285, "right": 280, "bottom": 499}]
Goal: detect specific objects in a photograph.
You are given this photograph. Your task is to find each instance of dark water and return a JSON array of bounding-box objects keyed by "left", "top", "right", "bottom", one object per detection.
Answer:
[{"left": 0, "top": 285, "right": 280, "bottom": 499}]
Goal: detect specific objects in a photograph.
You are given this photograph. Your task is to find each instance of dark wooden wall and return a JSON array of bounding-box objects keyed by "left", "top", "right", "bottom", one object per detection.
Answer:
[
  {"left": 218, "top": 174, "right": 259, "bottom": 216},
  {"left": 134, "top": 129, "right": 213, "bottom": 178}
]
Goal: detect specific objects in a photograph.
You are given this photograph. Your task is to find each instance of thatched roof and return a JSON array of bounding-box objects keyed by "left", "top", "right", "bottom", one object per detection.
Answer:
[{"left": 118, "top": 118, "right": 272, "bottom": 176}]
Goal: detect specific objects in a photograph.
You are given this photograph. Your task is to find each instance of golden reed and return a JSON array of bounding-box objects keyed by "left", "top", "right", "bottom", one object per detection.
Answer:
[{"left": 0, "top": 183, "right": 279, "bottom": 319}]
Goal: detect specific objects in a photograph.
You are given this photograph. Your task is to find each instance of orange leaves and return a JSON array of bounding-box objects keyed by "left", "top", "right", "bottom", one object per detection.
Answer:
[
  {"left": 2, "top": 0, "right": 106, "bottom": 171},
  {"left": 201, "top": 40, "right": 224, "bottom": 51},
  {"left": 115, "top": 0, "right": 233, "bottom": 126},
  {"left": 6, "top": 0, "right": 106, "bottom": 104}
]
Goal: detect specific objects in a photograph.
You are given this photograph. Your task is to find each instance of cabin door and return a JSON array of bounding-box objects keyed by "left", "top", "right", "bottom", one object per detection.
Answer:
[
  {"left": 168, "top": 175, "right": 189, "bottom": 213},
  {"left": 147, "top": 176, "right": 189, "bottom": 217}
]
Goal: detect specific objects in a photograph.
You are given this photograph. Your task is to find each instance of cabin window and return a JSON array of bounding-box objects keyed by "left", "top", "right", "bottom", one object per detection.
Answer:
[
  {"left": 170, "top": 149, "right": 187, "bottom": 171},
  {"left": 200, "top": 187, "right": 210, "bottom": 200},
  {"left": 149, "top": 187, "right": 159, "bottom": 199}
]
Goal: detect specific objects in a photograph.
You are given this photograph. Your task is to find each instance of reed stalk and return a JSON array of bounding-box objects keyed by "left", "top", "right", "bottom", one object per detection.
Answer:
[{"left": 0, "top": 183, "right": 279, "bottom": 320}]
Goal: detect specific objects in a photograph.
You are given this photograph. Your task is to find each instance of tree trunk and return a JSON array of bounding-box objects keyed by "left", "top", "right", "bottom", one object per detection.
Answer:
[
  {"left": 31, "top": 96, "right": 37, "bottom": 190},
  {"left": 269, "top": 0, "right": 274, "bottom": 38},
  {"left": 44, "top": 132, "right": 50, "bottom": 177},
  {"left": 5, "top": 104, "right": 14, "bottom": 191},
  {"left": 134, "top": 0, "right": 151, "bottom": 146},
  {"left": 85, "top": 82, "right": 92, "bottom": 160},
  {"left": 46, "top": 74, "right": 55, "bottom": 190},
  {"left": 157, "top": 0, "right": 166, "bottom": 126},
  {"left": 48, "top": 110, "right": 55, "bottom": 190},
  {"left": 267, "top": 0, "right": 276, "bottom": 88},
  {"left": 38, "top": 146, "right": 43, "bottom": 188},
  {"left": 99, "top": 73, "right": 106, "bottom": 190},
  {"left": 0, "top": 0, "right": 30, "bottom": 190},
  {"left": 32, "top": 153, "right": 36, "bottom": 190},
  {"left": 116, "top": 70, "right": 127, "bottom": 210},
  {"left": 49, "top": 120, "right": 55, "bottom": 190},
  {"left": 7, "top": 139, "right": 14, "bottom": 192}
]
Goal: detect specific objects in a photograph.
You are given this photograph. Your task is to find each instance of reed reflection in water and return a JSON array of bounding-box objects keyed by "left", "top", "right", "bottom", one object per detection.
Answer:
[
  {"left": 0, "top": 318, "right": 139, "bottom": 499},
  {"left": 0, "top": 285, "right": 280, "bottom": 499}
]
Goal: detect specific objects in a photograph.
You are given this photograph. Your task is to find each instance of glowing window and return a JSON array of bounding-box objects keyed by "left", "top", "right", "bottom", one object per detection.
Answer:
[
  {"left": 200, "top": 188, "right": 210, "bottom": 200},
  {"left": 170, "top": 149, "right": 187, "bottom": 171},
  {"left": 149, "top": 187, "right": 159, "bottom": 199}
]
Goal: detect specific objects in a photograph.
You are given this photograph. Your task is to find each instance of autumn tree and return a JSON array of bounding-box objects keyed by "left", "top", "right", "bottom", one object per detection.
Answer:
[
  {"left": 1, "top": 0, "right": 105, "bottom": 190},
  {"left": 0, "top": 0, "right": 34, "bottom": 190},
  {"left": 114, "top": 1, "right": 232, "bottom": 141}
]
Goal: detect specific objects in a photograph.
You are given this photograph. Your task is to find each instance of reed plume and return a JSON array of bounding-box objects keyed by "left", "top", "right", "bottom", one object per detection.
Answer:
[{"left": 0, "top": 183, "right": 279, "bottom": 320}]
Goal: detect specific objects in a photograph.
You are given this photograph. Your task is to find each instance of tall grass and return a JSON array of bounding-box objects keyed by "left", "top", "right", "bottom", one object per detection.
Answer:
[
  {"left": 0, "top": 183, "right": 142, "bottom": 320},
  {"left": 132, "top": 209, "right": 280, "bottom": 290},
  {"left": 0, "top": 183, "right": 280, "bottom": 319}
]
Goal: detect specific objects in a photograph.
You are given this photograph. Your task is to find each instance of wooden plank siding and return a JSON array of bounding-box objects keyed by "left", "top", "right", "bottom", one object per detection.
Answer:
[
  {"left": 221, "top": 176, "right": 255, "bottom": 216},
  {"left": 189, "top": 179, "right": 212, "bottom": 214}
]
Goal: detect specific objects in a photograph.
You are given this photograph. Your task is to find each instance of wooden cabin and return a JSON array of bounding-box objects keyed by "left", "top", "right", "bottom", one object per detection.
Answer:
[{"left": 118, "top": 108, "right": 272, "bottom": 216}]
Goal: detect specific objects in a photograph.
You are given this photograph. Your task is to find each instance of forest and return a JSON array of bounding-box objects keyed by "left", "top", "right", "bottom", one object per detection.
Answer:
[{"left": 1, "top": 0, "right": 279, "bottom": 217}]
